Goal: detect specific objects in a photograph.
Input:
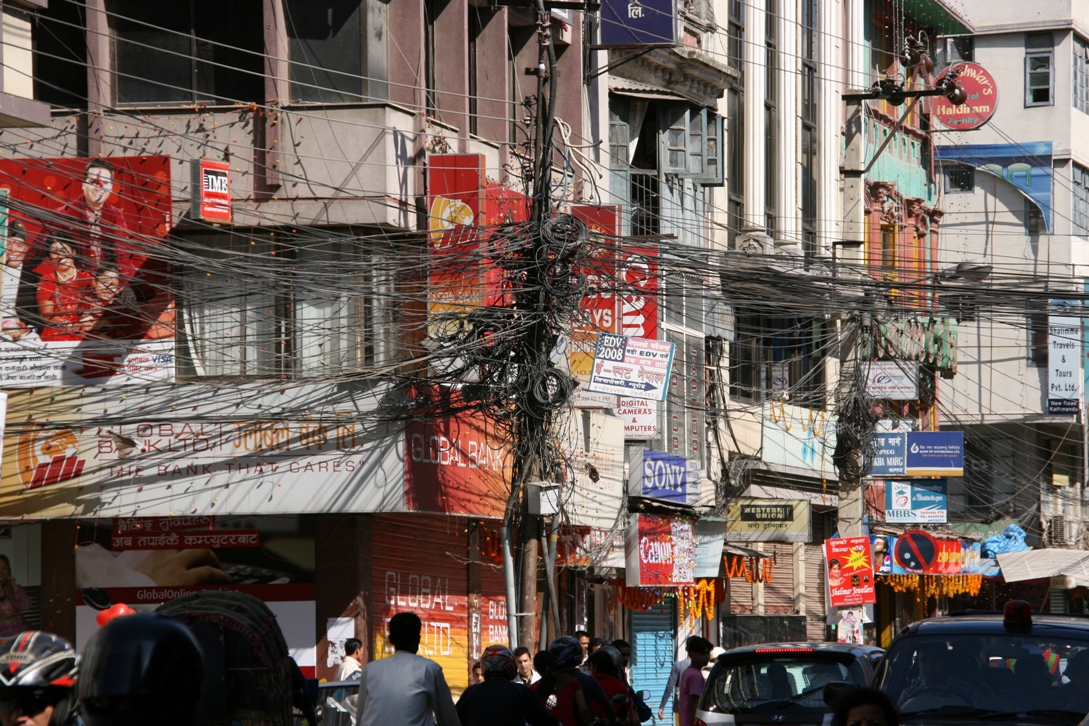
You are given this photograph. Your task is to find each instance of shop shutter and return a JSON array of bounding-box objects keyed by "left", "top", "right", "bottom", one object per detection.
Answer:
[
  {"left": 631, "top": 601, "right": 677, "bottom": 723},
  {"left": 804, "top": 543, "right": 827, "bottom": 640},
  {"left": 727, "top": 557, "right": 753, "bottom": 614},
  {"left": 372, "top": 514, "right": 471, "bottom": 693},
  {"left": 764, "top": 542, "right": 795, "bottom": 615}
]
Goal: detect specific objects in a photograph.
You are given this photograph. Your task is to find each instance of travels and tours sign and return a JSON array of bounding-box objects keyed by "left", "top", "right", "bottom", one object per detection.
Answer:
[
  {"left": 1048, "top": 308, "right": 1081, "bottom": 415},
  {"left": 724, "top": 498, "right": 811, "bottom": 542},
  {"left": 588, "top": 333, "right": 675, "bottom": 401},
  {"left": 824, "top": 537, "right": 876, "bottom": 607},
  {"left": 625, "top": 513, "right": 696, "bottom": 587},
  {"left": 885, "top": 479, "right": 948, "bottom": 523}
]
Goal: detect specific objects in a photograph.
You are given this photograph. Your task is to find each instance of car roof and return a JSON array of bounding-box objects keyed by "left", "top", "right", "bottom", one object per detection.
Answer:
[
  {"left": 900, "top": 612, "right": 1089, "bottom": 638},
  {"left": 720, "top": 642, "right": 884, "bottom": 658}
]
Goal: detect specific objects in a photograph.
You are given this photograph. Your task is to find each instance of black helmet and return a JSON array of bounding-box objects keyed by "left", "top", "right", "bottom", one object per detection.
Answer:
[
  {"left": 0, "top": 631, "right": 77, "bottom": 726},
  {"left": 549, "top": 636, "right": 584, "bottom": 669},
  {"left": 479, "top": 645, "right": 517, "bottom": 680},
  {"left": 78, "top": 613, "right": 203, "bottom": 726}
]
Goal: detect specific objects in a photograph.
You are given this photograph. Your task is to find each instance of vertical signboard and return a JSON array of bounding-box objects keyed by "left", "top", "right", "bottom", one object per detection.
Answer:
[
  {"left": 1048, "top": 307, "right": 1081, "bottom": 414},
  {"left": 620, "top": 246, "right": 658, "bottom": 340},
  {"left": 192, "top": 159, "right": 231, "bottom": 223},
  {"left": 428, "top": 155, "right": 484, "bottom": 344},
  {"left": 823, "top": 537, "right": 876, "bottom": 607},
  {"left": 0, "top": 156, "right": 174, "bottom": 385},
  {"left": 570, "top": 205, "right": 620, "bottom": 404}
]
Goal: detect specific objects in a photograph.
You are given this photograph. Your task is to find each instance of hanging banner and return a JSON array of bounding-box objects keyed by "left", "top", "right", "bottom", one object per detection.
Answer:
[
  {"left": 824, "top": 537, "right": 876, "bottom": 607},
  {"left": 625, "top": 513, "right": 696, "bottom": 587},
  {"left": 0, "top": 155, "right": 174, "bottom": 386},
  {"left": 570, "top": 205, "right": 620, "bottom": 384},
  {"left": 725, "top": 498, "right": 811, "bottom": 542},
  {"left": 885, "top": 479, "right": 948, "bottom": 523},
  {"left": 616, "top": 397, "right": 659, "bottom": 439},
  {"left": 1048, "top": 307, "right": 1081, "bottom": 415},
  {"left": 587, "top": 333, "right": 675, "bottom": 401},
  {"left": 905, "top": 431, "right": 964, "bottom": 477},
  {"left": 864, "top": 361, "right": 919, "bottom": 400},
  {"left": 891, "top": 530, "right": 962, "bottom": 575}
]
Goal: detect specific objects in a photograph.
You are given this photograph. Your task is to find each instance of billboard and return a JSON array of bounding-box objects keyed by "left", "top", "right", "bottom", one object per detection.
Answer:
[
  {"left": 0, "top": 156, "right": 174, "bottom": 386},
  {"left": 725, "top": 499, "right": 811, "bottom": 542},
  {"left": 74, "top": 515, "right": 316, "bottom": 675},
  {"left": 625, "top": 513, "right": 695, "bottom": 587},
  {"left": 885, "top": 479, "right": 947, "bottom": 523},
  {"left": 824, "top": 537, "right": 876, "bottom": 607},
  {"left": 931, "top": 63, "right": 997, "bottom": 131},
  {"left": 905, "top": 431, "right": 964, "bottom": 476},
  {"left": 890, "top": 530, "right": 962, "bottom": 575},
  {"left": 627, "top": 449, "right": 699, "bottom": 505},
  {"left": 619, "top": 246, "right": 658, "bottom": 340},
  {"left": 570, "top": 205, "right": 620, "bottom": 388},
  {"left": 599, "top": 0, "right": 676, "bottom": 47},
  {"left": 588, "top": 333, "right": 675, "bottom": 401}
]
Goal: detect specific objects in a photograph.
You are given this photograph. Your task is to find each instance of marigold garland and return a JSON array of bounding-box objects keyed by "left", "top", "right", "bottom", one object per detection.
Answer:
[
  {"left": 677, "top": 579, "right": 718, "bottom": 626},
  {"left": 880, "top": 574, "right": 982, "bottom": 598},
  {"left": 725, "top": 555, "right": 774, "bottom": 583}
]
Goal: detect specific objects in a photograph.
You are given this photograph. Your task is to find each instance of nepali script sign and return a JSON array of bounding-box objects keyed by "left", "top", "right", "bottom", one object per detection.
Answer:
[{"left": 587, "top": 333, "right": 675, "bottom": 401}]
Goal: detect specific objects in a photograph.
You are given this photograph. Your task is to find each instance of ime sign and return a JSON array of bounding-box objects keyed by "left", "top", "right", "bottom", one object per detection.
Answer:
[{"left": 194, "top": 159, "right": 231, "bottom": 222}]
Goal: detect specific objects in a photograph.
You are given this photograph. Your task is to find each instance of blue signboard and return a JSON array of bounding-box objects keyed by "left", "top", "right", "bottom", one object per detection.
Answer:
[
  {"left": 637, "top": 450, "right": 697, "bottom": 504},
  {"left": 600, "top": 0, "right": 676, "bottom": 47},
  {"left": 870, "top": 432, "right": 907, "bottom": 477},
  {"left": 885, "top": 479, "right": 948, "bottom": 523},
  {"left": 905, "top": 431, "right": 964, "bottom": 477}
]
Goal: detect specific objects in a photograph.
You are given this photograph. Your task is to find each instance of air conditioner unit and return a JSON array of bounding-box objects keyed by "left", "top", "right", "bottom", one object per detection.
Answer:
[{"left": 1047, "top": 516, "right": 1076, "bottom": 547}]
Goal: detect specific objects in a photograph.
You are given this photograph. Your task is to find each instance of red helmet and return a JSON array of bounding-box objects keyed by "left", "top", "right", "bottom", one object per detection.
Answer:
[
  {"left": 479, "top": 645, "right": 517, "bottom": 680},
  {"left": 0, "top": 631, "right": 78, "bottom": 726}
]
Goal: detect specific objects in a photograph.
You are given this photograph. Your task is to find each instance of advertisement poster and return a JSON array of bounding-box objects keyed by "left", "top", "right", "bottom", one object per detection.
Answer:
[
  {"left": 619, "top": 246, "right": 658, "bottom": 340},
  {"left": 74, "top": 515, "right": 316, "bottom": 675},
  {"left": 588, "top": 333, "right": 675, "bottom": 401},
  {"left": 864, "top": 361, "right": 919, "bottom": 400},
  {"left": 427, "top": 155, "right": 484, "bottom": 345},
  {"left": 824, "top": 537, "right": 876, "bottom": 607},
  {"left": 569, "top": 205, "right": 620, "bottom": 385},
  {"left": 0, "top": 156, "right": 174, "bottom": 386},
  {"left": 616, "top": 397, "right": 659, "bottom": 439},
  {"left": 762, "top": 403, "right": 837, "bottom": 474},
  {"left": 625, "top": 513, "right": 696, "bottom": 587},
  {"left": 872, "top": 535, "right": 893, "bottom": 575},
  {"left": 885, "top": 479, "right": 948, "bottom": 523},
  {"left": 725, "top": 499, "right": 811, "bottom": 542},
  {"left": 0, "top": 382, "right": 411, "bottom": 519},
  {"left": 934, "top": 142, "right": 1053, "bottom": 233},
  {"left": 891, "top": 530, "right": 962, "bottom": 575}
]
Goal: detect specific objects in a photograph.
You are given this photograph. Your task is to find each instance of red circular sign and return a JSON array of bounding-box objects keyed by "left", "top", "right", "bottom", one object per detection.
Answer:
[{"left": 932, "top": 62, "right": 998, "bottom": 131}]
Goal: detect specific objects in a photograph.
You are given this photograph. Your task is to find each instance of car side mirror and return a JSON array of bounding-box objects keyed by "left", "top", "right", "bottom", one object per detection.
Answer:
[{"left": 822, "top": 680, "right": 854, "bottom": 707}]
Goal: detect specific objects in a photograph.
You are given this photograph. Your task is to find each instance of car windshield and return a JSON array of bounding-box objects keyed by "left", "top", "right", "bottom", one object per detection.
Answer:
[
  {"left": 708, "top": 655, "right": 857, "bottom": 712},
  {"left": 879, "top": 633, "right": 1089, "bottom": 720}
]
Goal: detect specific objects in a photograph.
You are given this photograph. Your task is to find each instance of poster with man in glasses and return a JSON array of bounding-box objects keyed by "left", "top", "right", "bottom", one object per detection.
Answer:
[{"left": 0, "top": 155, "right": 175, "bottom": 386}]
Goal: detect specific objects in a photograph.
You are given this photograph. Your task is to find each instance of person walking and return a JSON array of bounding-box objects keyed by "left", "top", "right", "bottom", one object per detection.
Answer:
[
  {"left": 677, "top": 637, "right": 712, "bottom": 726},
  {"left": 456, "top": 645, "right": 559, "bottom": 726},
  {"left": 356, "top": 612, "right": 459, "bottom": 726},
  {"left": 328, "top": 638, "right": 364, "bottom": 714},
  {"left": 659, "top": 637, "right": 695, "bottom": 721},
  {"left": 515, "top": 646, "right": 541, "bottom": 685}
]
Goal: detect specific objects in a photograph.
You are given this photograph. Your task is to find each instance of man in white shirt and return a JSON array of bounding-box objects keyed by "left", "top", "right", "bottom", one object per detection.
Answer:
[
  {"left": 513, "top": 646, "right": 540, "bottom": 685},
  {"left": 328, "top": 638, "right": 363, "bottom": 714},
  {"left": 356, "top": 612, "right": 459, "bottom": 726}
]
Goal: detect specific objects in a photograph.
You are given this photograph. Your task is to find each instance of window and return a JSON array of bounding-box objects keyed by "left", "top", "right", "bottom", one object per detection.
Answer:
[
  {"left": 728, "top": 0, "right": 744, "bottom": 69},
  {"left": 1074, "top": 163, "right": 1089, "bottom": 236},
  {"left": 112, "top": 0, "right": 264, "bottom": 105},
  {"left": 1025, "top": 32, "right": 1054, "bottom": 107},
  {"left": 286, "top": 0, "right": 367, "bottom": 103},
  {"left": 33, "top": 1, "right": 88, "bottom": 108},
  {"left": 663, "top": 272, "right": 706, "bottom": 466},
  {"left": 881, "top": 226, "right": 897, "bottom": 280},
  {"left": 729, "top": 313, "right": 828, "bottom": 408},
  {"left": 943, "top": 163, "right": 974, "bottom": 193},
  {"left": 658, "top": 105, "right": 724, "bottom": 183},
  {"left": 1029, "top": 313, "right": 1048, "bottom": 365},
  {"left": 800, "top": 0, "right": 818, "bottom": 258},
  {"left": 1074, "top": 35, "right": 1089, "bottom": 113},
  {"left": 1026, "top": 199, "right": 1043, "bottom": 235},
  {"left": 180, "top": 233, "right": 396, "bottom": 378}
]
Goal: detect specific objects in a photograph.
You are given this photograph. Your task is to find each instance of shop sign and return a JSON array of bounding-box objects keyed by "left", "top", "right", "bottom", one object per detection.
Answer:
[
  {"left": 725, "top": 498, "right": 811, "bottom": 542},
  {"left": 694, "top": 519, "right": 727, "bottom": 578},
  {"left": 616, "top": 397, "right": 659, "bottom": 439},
  {"left": 193, "top": 159, "right": 231, "bottom": 222},
  {"left": 870, "top": 431, "right": 907, "bottom": 476},
  {"left": 885, "top": 479, "right": 947, "bottom": 523},
  {"left": 932, "top": 63, "right": 998, "bottom": 131},
  {"left": 559, "top": 411, "right": 625, "bottom": 529},
  {"left": 599, "top": 0, "right": 676, "bottom": 47},
  {"left": 569, "top": 205, "right": 620, "bottom": 385},
  {"left": 627, "top": 449, "right": 698, "bottom": 505},
  {"left": 761, "top": 403, "right": 837, "bottom": 474},
  {"left": 824, "top": 537, "right": 876, "bottom": 607},
  {"left": 625, "top": 513, "right": 696, "bottom": 587},
  {"left": 1048, "top": 309, "right": 1081, "bottom": 415},
  {"left": 587, "top": 333, "right": 675, "bottom": 401},
  {"left": 0, "top": 155, "right": 175, "bottom": 387},
  {"left": 863, "top": 316, "right": 958, "bottom": 373},
  {"left": 0, "top": 382, "right": 412, "bottom": 519},
  {"left": 905, "top": 431, "right": 964, "bottom": 476},
  {"left": 864, "top": 361, "right": 919, "bottom": 400},
  {"left": 619, "top": 246, "right": 658, "bottom": 340},
  {"left": 890, "top": 530, "right": 962, "bottom": 575}
]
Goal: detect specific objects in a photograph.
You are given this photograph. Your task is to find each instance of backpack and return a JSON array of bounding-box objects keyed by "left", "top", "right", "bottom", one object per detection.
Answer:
[{"left": 156, "top": 591, "right": 295, "bottom": 726}]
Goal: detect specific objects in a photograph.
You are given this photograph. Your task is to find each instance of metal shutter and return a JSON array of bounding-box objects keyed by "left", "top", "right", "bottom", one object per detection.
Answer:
[
  {"left": 631, "top": 600, "right": 677, "bottom": 722},
  {"left": 728, "top": 560, "right": 754, "bottom": 614},
  {"left": 372, "top": 514, "right": 471, "bottom": 694},
  {"left": 764, "top": 542, "right": 795, "bottom": 614},
  {"left": 804, "top": 543, "right": 827, "bottom": 640}
]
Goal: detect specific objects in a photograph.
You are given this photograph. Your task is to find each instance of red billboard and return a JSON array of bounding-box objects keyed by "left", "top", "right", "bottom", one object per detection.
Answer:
[
  {"left": 195, "top": 159, "right": 231, "bottom": 222},
  {"left": 625, "top": 513, "right": 696, "bottom": 587},
  {"left": 0, "top": 155, "right": 173, "bottom": 385},
  {"left": 569, "top": 205, "right": 620, "bottom": 386},
  {"left": 824, "top": 536, "right": 877, "bottom": 607},
  {"left": 620, "top": 246, "right": 658, "bottom": 340}
]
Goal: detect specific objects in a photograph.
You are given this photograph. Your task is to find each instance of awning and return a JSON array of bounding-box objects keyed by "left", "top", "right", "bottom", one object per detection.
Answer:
[
  {"left": 608, "top": 76, "right": 687, "bottom": 102},
  {"left": 723, "top": 542, "right": 774, "bottom": 559},
  {"left": 997, "top": 549, "right": 1089, "bottom": 583}
]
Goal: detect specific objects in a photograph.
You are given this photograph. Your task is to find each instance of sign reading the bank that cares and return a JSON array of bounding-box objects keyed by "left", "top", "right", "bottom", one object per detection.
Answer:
[
  {"left": 0, "top": 382, "right": 505, "bottom": 519},
  {"left": 932, "top": 63, "right": 997, "bottom": 132},
  {"left": 625, "top": 513, "right": 695, "bottom": 587}
]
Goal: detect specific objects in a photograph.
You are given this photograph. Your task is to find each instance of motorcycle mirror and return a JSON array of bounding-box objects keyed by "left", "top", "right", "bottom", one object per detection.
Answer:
[{"left": 639, "top": 690, "right": 651, "bottom": 701}]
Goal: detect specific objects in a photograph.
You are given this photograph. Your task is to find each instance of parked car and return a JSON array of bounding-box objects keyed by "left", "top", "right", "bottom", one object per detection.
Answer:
[
  {"left": 696, "top": 642, "right": 884, "bottom": 726},
  {"left": 871, "top": 601, "right": 1089, "bottom": 726}
]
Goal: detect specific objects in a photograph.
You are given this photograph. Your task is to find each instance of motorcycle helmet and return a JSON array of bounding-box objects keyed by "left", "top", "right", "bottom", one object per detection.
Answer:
[
  {"left": 0, "top": 631, "right": 77, "bottom": 726},
  {"left": 479, "top": 645, "right": 518, "bottom": 680},
  {"left": 549, "top": 636, "right": 584, "bottom": 669},
  {"left": 78, "top": 613, "right": 203, "bottom": 726},
  {"left": 589, "top": 644, "right": 623, "bottom": 677}
]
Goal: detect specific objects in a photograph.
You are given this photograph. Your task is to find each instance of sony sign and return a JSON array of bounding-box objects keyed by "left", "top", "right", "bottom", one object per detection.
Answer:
[{"left": 627, "top": 449, "right": 699, "bottom": 505}]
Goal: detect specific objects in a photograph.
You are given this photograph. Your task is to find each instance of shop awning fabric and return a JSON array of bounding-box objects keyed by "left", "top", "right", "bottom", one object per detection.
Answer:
[
  {"left": 996, "top": 549, "right": 1089, "bottom": 583},
  {"left": 723, "top": 543, "right": 773, "bottom": 559}
]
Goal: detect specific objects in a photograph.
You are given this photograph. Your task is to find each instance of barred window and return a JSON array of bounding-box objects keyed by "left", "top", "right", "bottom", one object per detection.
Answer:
[
  {"left": 1074, "top": 163, "right": 1089, "bottom": 236},
  {"left": 1075, "top": 36, "right": 1089, "bottom": 114}
]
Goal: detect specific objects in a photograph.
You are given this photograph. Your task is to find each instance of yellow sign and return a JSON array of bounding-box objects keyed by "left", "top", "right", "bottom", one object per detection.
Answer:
[{"left": 725, "top": 498, "right": 811, "bottom": 542}]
